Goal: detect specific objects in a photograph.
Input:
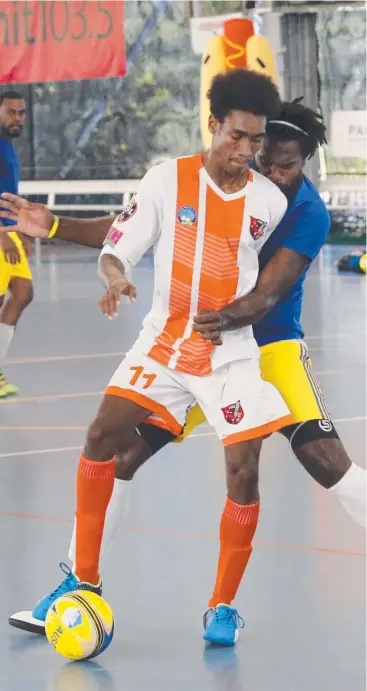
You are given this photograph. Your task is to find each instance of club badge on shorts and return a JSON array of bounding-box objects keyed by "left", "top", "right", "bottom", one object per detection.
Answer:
[
  {"left": 249, "top": 216, "right": 267, "bottom": 240},
  {"left": 222, "top": 400, "right": 244, "bottom": 425}
]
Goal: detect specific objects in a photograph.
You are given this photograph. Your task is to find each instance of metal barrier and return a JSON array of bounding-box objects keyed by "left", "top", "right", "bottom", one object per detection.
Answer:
[
  {"left": 18, "top": 179, "right": 140, "bottom": 213},
  {"left": 18, "top": 180, "right": 140, "bottom": 261}
]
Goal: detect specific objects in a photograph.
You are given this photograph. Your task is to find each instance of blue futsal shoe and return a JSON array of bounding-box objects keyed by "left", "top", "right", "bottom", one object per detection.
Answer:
[
  {"left": 203, "top": 604, "right": 245, "bottom": 646},
  {"left": 8, "top": 562, "right": 102, "bottom": 635}
]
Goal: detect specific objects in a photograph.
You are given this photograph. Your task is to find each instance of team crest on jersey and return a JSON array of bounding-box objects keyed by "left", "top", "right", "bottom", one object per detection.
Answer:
[
  {"left": 249, "top": 216, "right": 267, "bottom": 240},
  {"left": 177, "top": 205, "right": 197, "bottom": 226},
  {"left": 117, "top": 197, "right": 137, "bottom": 224},
  {"left": 221, "top": 400, "right": 244, "bottom": 425}
]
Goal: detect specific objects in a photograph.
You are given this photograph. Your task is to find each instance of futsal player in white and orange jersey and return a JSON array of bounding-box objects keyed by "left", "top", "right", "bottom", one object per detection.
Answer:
[
  {"left": 5, "top": 88, "right": 367, "bottom": 645},
  {"left": 14, "top": 70, "right": 293, "bottom": 646}
]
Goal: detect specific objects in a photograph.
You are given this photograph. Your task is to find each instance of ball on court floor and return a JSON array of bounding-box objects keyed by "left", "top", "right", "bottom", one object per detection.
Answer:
[
  {"left": 45, "top": 591, "right": 114, "bottom": 661},
  {"left": 359, "top": 253, "right": 367, "bottom": 274}
]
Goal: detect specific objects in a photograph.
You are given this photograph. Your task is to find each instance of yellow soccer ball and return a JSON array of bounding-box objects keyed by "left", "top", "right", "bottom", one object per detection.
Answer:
[
  {"left": 359, "top": 253, "right": 367, "bottom": 274},
  {"left": 45, "top": 591, "right": 114, "bottom": 661}
]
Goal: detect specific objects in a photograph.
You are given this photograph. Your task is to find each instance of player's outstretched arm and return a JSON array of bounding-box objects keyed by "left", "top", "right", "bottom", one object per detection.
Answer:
[
  {"left": 0, "top": 193, "right": 111, "bottom": 248},
  {"left": 193, "top": 248, "right": 309, "bottom": 343},
  {"left": 98, "top": 254, "right": 136, "bottom": 319}
]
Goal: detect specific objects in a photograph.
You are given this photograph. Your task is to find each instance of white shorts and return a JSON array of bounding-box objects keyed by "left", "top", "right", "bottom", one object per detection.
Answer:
[{"left": 106, "top": 346, "right": 293, "bottom": 446}]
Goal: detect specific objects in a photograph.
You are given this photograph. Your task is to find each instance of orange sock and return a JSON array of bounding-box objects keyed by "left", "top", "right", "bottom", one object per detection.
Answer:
[
  {"left": 209, "top": 497, "right": 259, "bottom": 608},
  {"left": 75, "top": 454, "right": 115, "bottom": 584}
]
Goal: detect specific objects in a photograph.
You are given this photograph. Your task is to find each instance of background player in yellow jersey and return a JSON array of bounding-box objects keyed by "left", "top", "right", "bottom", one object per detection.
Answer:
[{"left": 0, "top": 91, "right": 33, "bottom": 397}]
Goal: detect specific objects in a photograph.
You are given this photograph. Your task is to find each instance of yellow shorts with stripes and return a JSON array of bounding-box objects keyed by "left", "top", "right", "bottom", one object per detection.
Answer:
[
  {"left": 0, "top": 232, "right": 32, "bottom": 297},
  {"left": 177, "top": 339, "right": 329, "bottom": 442}
]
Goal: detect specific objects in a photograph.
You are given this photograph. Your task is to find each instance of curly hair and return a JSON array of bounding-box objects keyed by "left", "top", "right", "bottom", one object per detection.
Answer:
[
  {"left": 266, "top": 97, "right": 327, "bottom": 158},
  {"left": 208, "top": 69, "right": 280, "bottom": 122},
  {"left": 0, "top": 90, "right": 24, "bottom": 107}
]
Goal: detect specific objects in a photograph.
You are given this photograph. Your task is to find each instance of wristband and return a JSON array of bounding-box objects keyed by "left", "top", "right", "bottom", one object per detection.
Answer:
[{"left": 47, "top": 216, "right": 60, "bottom": 239}]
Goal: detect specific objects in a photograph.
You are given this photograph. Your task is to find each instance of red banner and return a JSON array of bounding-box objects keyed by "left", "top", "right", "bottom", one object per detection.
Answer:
[{"left": 0, "top": 1, "right": 126, "bottom": 84}]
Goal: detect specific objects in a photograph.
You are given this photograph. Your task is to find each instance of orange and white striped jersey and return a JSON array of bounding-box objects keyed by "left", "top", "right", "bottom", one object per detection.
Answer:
[{"left": 100, "top": 153, "right": 287, "bottom": 376}]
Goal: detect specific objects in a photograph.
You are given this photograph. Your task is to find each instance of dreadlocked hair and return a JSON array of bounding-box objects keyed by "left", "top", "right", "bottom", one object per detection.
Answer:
[{"left": 266, "top": 97, "right": 327, "bottom": 159}]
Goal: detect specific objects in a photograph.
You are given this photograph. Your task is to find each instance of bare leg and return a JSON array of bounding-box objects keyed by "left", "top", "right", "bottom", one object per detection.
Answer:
[
  {"left": 208, "top": 439, "right": 262, "bottom": 608},
  {"left": 0, "top": 277, "right": 33, "bottom": 326},
  {"left": 294, "top": 438, "right": 365, "bottom": 528}
]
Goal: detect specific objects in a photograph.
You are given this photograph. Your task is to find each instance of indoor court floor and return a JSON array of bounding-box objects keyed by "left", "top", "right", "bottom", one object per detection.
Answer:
[{"left": 0, "top": 243, "right": 365, "bottom": 691}]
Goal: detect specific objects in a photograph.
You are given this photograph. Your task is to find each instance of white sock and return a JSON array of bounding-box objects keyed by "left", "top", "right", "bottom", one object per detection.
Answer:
[
  {"left": 328, "top": 462, "right": 366, "bottom": 528},
  {"left": 0, "top": 323, "right": 15, "bottom": 367},
  {"left": 68, "top": 478, "right": 132, "bottom": 571}
]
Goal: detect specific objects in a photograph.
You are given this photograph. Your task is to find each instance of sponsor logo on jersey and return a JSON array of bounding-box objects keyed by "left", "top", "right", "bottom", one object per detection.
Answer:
[
  {"left": 318, "top": 419, "right": 332, "bottom": 433},
  {"left": 177, "top": 205, "right": 197, "bottom": 226},
  {"left": 117, "top": 197, "right": 137, "bottom": 224},
  {"left": 221, "top": 400, "right": 244, "bottom": 425},
  {"left": 103, "top": 226, "right": 123, "bottom": 247},
  {"left": 249, "top": 215, "right": 267, "bottom": 240}
]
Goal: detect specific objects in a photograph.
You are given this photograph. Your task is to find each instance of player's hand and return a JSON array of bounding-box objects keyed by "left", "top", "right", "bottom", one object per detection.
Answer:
[
  {"left": 0, "top": 193, "right": 54, "bottom": 238},
  {"left": 0, "top": 232, "right": 21, "bottom": 264},
  {"left": 193, "top": 310, "right": 223, "bottom": 346},
  {"left": 99, "top": 277, "right": 137, "bottom": 319}
]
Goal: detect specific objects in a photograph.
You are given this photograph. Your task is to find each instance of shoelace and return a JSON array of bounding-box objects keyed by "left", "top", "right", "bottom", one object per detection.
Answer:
[
  {"left": 47, "top": 562, "right": 75, "bottom": 598},
  {"left": 213, "top": 607, "right": 245, "bottom": 629}
]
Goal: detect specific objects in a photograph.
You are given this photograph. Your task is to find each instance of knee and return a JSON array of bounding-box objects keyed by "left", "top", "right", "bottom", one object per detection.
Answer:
[
  {"left": 227, "top": 454, "right": 259, "bottom": 485},
  {"left": 115, "top": 434, "right": 153, "bottom": 480},
  {"left": 225, "top": 440, "right": 261, "bottom": 500},
  {"left": 21, "top": 281, "right": 34, "bottom": 308},
  {"left": 85, "top": 416, "right": 120, "bottom": 460},
  {"left": 11, "top": 280, "right": 34, "bottom": 310},
  {"left": 87, "top": 418, "right": 107, "bottom": 446},
  {"left": 115, "top": 452, "right": 137, "bottom": 481},
  {"left": 294, "top": 437, "right": 351, "bottom": 488}
]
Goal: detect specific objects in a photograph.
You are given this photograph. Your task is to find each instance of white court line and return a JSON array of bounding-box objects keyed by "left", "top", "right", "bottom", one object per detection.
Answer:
[
  {"left": 0, "top": 416, "right": 365, "bottom": 459},
  {"left": 6, "top": 351, "right": 126, "bottom": 365},
  {"left": 6, "top": 334, "right": 366, "bottom": 366},
  {"left": 308, "top": 348, "right": 360, "bottom": 353},
  {"left": 306, "top": 334, "right": 365, "bottom": 340}
]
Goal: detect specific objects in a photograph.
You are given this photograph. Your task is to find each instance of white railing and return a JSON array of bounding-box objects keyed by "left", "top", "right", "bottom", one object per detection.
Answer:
[
  {"left": 19, "top": 179, "right": 140, "bottom": 213},
  {"left": 19, "top": 176, "right": 366, "bottom": 214},
  {"left": 18, "top": 180, "right": 140, "bottom": 262},
  {"left": 17, "top": 176, "right": 365, "bottom": 264},
  {"left": 319, "top": 176, "right": 366, "bottom": 212}
]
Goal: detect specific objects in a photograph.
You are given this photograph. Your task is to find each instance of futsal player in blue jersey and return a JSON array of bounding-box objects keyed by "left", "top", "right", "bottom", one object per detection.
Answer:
[
  {"left": 0, "top": 91, "right": 33, "bottom": 397},
  {"left": 3, "top": 99, "right": 366, "bottom": 641}
]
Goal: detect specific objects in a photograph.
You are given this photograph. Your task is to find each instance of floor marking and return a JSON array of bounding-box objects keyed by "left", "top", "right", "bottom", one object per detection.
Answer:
[
  {"left": 0, "top": 391, "right": 103, "bottom": 405},
  {"left": 0, "top": 368, "right": 351, "bottom": 406},
  {"left": 5, "top": 335, "right": 365, "bottom": 366},
  {"left": 6, "top": 351, "right": 126, "bottom": 365},
  {"left": 0, "top": 417, "right": 365, "bottom": 457},
  {"left": 308, "top": 348, "right": 359, "bottom": 353},
  {"left": 0, "top": 445, "right": 82, "bottom": 458},
  {"left": 0, "top": 510, "right": 364, "bottom": 558},
  {"left": 306, "top": 334, "right": 365, "bottom": 340},
  {"left": 0, "top": 426, "right": 88, "bottom": 431}
]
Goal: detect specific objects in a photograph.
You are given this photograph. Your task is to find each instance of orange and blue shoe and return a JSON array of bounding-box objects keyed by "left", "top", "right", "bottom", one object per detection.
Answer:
[
  {"left": 8, "top": 562, "right": 102, "bottom": 635},
  {"left": 0, "top": 369, "right": 18, "bottom": 397},
  {"left": 203, "top": 604, "right": 245, "bottom": 646}
]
